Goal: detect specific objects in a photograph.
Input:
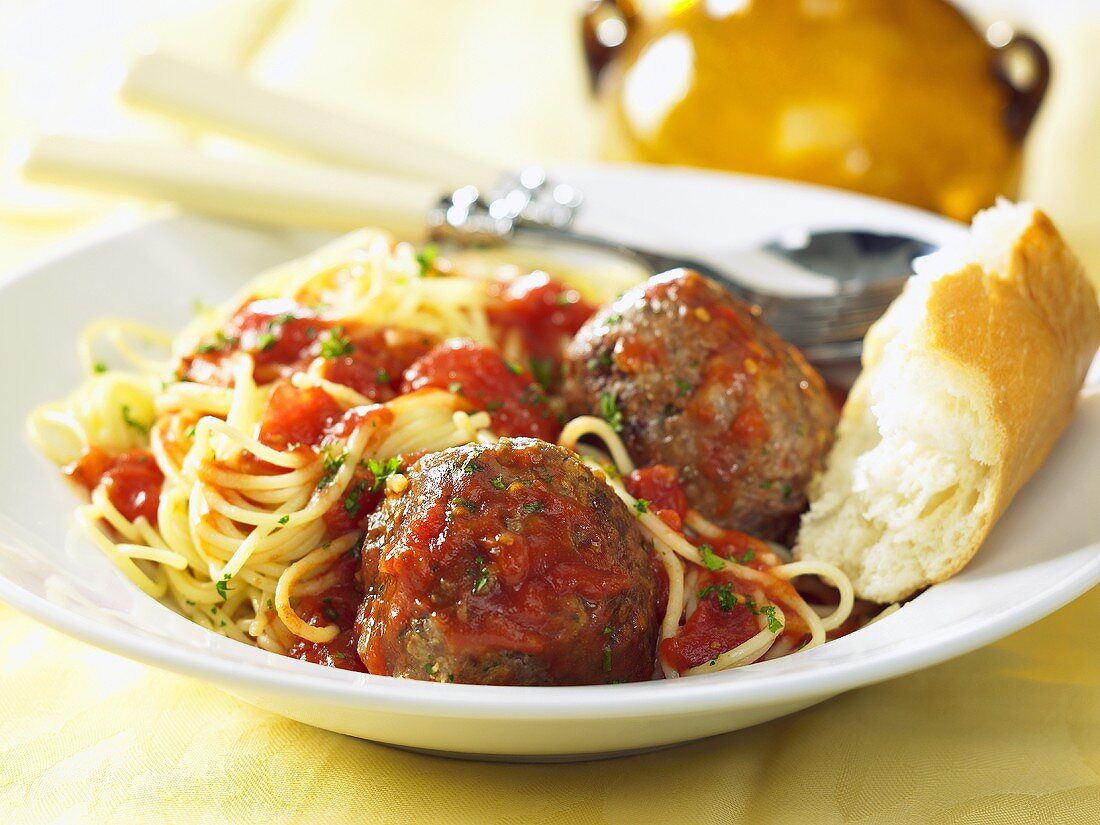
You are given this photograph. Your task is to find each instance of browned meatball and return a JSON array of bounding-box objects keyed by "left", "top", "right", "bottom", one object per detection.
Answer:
[
  {"left": 562, "top": 269, "right": 837, "bottom": 542},
  {"left": 356, "top": 437, "right": 658, "bottom": 685}
]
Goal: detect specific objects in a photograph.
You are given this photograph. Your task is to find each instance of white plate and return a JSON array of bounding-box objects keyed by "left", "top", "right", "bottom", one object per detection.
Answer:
[{"left": 1, "top": 165, "right": 1097, "bottom": 761}]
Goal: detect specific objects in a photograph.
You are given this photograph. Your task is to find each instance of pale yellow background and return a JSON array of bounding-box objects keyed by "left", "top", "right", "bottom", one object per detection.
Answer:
[{"left": 0, "top": 2, "right": 1098, "bottom": 822}]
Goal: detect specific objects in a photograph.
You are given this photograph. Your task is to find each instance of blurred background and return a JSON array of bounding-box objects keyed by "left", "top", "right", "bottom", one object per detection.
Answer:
[{"left": 0, "top": 0, "right": 1097, "bottom": 283}]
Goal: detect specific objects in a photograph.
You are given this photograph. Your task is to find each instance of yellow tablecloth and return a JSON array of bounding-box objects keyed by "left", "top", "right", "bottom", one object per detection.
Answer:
[
  {"left": 2, "top": 592, "right": 1098, "bottom": 823},
  {"left": 1, "top": 2, "right": 1098, "bottom": 822}
]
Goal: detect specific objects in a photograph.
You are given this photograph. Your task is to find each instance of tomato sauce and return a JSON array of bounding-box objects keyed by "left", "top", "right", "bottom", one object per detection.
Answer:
[
  {"left": 66, "top": 447, "right": 164, "bottom": 525},
  {"left": 625, "top": 464, "right": 688, "bottom": 532},
  {"left": 180, "top": 299, "right": 435, "bottom": 401},
  {"left": 323, "top": 327, "right": 438, "bottom": 401},
  {"left": 487, "top": 271, "right": 595, "bottom": 363},
  {"left": 402, "top": 339, "right": 560, "bottom": 441},
  {"left": 661, "top": 575, "right": 761, "bottom": 671},
  {"left": 258, "top": 384, "right": 344, "bottom": 449},
  {"left": 286, "top": 555, "right": 367, "bottom": 672}
]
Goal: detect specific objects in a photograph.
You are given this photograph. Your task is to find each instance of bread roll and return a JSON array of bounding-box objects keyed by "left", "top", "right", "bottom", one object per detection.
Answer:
[{"left": 795, "top": 201, "right": 1100, "bottom": 603}]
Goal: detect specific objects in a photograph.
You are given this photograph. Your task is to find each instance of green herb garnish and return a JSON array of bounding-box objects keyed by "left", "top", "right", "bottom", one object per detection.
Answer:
[
  {"left": 318, "top": 446, "right": 348, "bottom": 488},
  {"left": 215, "top": 573, "right": 232, "bottom": 601},
  {"left": 470, "top": 555, "right": 490, "bottom": 594},
  {"left": 343, "top": 477, "right": 369, "bottom": 518},
  {"left": 633, "top": 498, "right": 650, "bottom": 515},
  {"left": 599, "top": 391, "right": 623, "bottom": 432},
  {"left": 320, "top": 326, "right": 353, "bottom": 359},
  {"left": 698, "top": 583, "right": 739, "bottom": 612},
  {"left": 529, "top": 357, "right": 555, "bottom": 392},
  {"left": 415, "top": 244, "right": 438, "bottom": 275},
  {"left": 699, "top": 544, "right": 724, "bottom": 571},
  {"left": 450, "top": 497, "right": 477, "bottom": 518},
  {"left": 121, "top": 405, "right": 150, "bottom": 435},
  {"left": 366, "top": 456, "right": 402, "bottom": 493}
]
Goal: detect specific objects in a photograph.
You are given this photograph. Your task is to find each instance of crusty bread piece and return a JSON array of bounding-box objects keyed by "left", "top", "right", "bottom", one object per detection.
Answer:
[{"left": 795, "top": 202, "right": 1100, "bottom": 603}]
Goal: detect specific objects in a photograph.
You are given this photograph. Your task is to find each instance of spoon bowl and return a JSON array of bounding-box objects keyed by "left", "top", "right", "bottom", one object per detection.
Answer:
[{"left": 430, "top": 171, "right": 940, "bottom": 377}]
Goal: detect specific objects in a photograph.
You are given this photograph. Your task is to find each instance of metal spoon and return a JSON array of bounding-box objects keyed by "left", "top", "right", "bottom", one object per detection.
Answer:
[{"left": 428, "top": 170, "right": 937, "bottom": 369}]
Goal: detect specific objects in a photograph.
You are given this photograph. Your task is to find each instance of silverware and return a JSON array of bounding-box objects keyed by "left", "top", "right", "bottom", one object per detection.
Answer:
[{"left": 430, "top": 170, "right": 937, "bottom": 369}]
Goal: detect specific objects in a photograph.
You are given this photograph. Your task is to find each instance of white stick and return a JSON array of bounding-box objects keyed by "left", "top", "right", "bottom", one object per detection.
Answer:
[
  {"left": 121, "top": 52, "right": 501, "bottom": 190},
  {"left": 21, "top": 135, "right": 437, "bottom": 235}
]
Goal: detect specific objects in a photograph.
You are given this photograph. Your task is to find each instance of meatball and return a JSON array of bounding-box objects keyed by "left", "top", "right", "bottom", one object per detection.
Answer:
[
  {"left": 562, "top": 269, "right": 837, "bottom": 542},
  {"left": 357, "top": 437, "right": 658, "bottom": 685}
]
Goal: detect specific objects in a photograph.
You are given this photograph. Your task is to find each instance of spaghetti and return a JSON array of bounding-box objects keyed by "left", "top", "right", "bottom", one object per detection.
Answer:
[{"left": 28, "top": 228, "right": 859, "bottom": 680}]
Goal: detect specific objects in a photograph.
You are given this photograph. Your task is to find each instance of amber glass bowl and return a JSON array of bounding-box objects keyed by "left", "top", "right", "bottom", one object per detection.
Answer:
[{"left": 584, "top": 0, "right": 1048, "bottom": 220}]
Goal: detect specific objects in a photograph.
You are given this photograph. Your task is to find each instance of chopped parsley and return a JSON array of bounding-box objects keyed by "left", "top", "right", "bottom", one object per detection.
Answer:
[
  {"left": 318, "top": 446, "right": 348, "bottom": 488},
  {"left": 255, "top": 331, "right": 277, "bottom": 351},
  {"left": 633, "top": 499, "right": 650, "bottom": 515},
  {"left": 586, "top": 352, "right": 613, "bottom": 371},
  {"left": 448, "top": 381, "right": 464, "bottom": 395},
  {"left": 93, "top": 361, "right": 108, "bottom": 374},
  {"left": 503, "top": 358, "right": 523, "bottom": 376},
  {"left": 185, "top": 425, "right": 197, "bottom": 439},
  {"left": 491, "top": 474, "right": 506, "bottom": 490},
  {"left": 529, "top": 357, "right": 555, "bottom": 392},
  {"left": 366, "top": 457, "right": 402, "bottom": 493},
  {"left": 605, "top": 312, "right": 622, "bottom": 326},
  {"left": 376, "top": 368, "right": 391, "bottom": 385},
  {"left": 319, "top": 326, "right": 353, "bottom": 359},
  {"left": 196, "top": 329, "right": 238, "bottom": 354},
  {"left": 740, "top": 548, "right": 756, "bottom": 563},
  {"left": 277, "top": 514, "right": 290, "bottom": 525},
  {"left": 675, "top": 377, "right": 693, "bottom": 397},
  {"left": 602, "top": 646, "right": 613, "bottom": 673},
  {"left": 484, "top": 400, "right": 504, "bottom": 412},
  {"left": 698, "top": 584, "right": 782, "bottom": 633},
  {"left": 780, "top": 481, "right": 794, "bottom": 500},
  {"left": 456, "top": 454, "right": 482, "bottom": 475},
  {"left": 699, "top": 544, "right": 724, "bottom": 571},
  {"left": 265, "top": 598, "right": 274, "bottom": 610},
  {"left": 470, "top": 556, "right": 490, "bottom": 594},
  {"left": 343, "top": 477, "right": 369, "bottom": 518},
  {"left": 599, "top": 391, "right": 623, "bottom": 432},
  {"left": 415, "top": 243, "right": 439, "bottom": 275},
  {"left": 760, "top": 605, "right": 783, "bottom": 633},
  {"left": 759, "top": 480, "right": 773, "bottom": 490},
  {"left": 215, "top": 573, "right": 232, "bottom": 601},
  {"left": 121, "top": 405, "right": 149, "bottom": 435},
  {"left": 521, "top": 501, "right": 545, "bottom": 515},
  {"left": 698, "top": 583, "right": 739, "bottom": 612},
  {"left": 450, "top": 497, "right": 477, "bottom": 518}
]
